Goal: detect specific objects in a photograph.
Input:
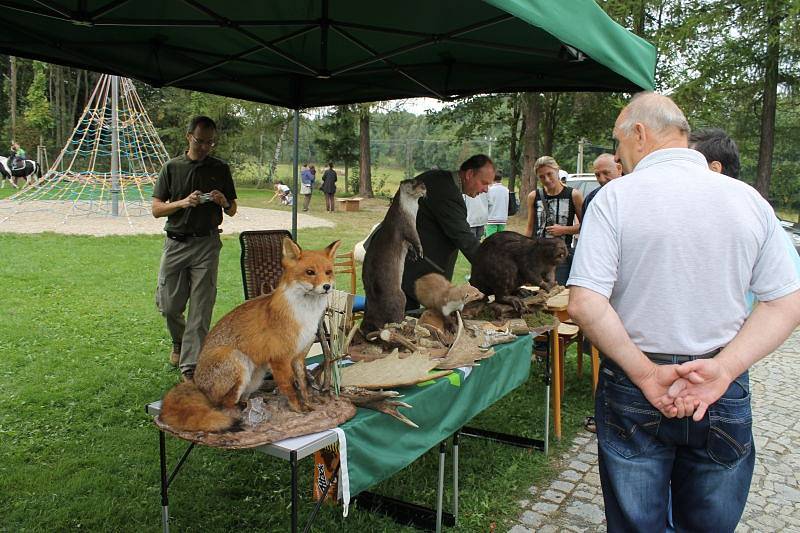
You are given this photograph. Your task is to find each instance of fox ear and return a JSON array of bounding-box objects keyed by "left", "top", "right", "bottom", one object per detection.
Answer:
[
  {"left": 325, "top": 240, "right": 341, "bottom": 258},
  {"left": 282, "top": 237, "right": 302, "bottom": 262}
]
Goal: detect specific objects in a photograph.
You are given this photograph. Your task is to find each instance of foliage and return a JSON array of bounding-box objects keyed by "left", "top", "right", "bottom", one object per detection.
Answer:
[
  {"left": 1, "top": 1, "right": 799, "bottom": 207},
  {"left": 23, "top": 61, "right": 52, "bottom": 133},
  {"left": 314, "top": 105, "right": 359, "bottom": 171}
]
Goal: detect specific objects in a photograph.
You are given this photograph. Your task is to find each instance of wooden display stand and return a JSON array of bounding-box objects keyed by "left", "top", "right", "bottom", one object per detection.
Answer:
[{"left": 337, "top": 197, "right": 362, "bottom": 212}]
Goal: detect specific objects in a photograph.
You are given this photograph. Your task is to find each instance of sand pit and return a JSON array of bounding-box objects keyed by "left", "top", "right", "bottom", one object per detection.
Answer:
[{"left": 0, "top": 200, "right": 333, "bottom": 236}]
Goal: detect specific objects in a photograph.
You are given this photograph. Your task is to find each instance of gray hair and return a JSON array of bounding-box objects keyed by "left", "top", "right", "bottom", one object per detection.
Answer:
[
  {"left": 593, "top": 153, "right": 616, "bottom": 167},
  {"left": 617, "top": 92, "right": 690, "bottom": 137}
]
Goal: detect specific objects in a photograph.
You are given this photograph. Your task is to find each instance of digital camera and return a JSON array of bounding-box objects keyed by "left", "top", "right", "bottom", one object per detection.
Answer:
[{"left": 198, "top": 192, "right": 213, "bottom": 203}]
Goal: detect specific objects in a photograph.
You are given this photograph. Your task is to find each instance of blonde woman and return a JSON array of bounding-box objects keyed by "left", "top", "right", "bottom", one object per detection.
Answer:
[{"left": 524, "top": 156, "right": 583, "bottom": 285}]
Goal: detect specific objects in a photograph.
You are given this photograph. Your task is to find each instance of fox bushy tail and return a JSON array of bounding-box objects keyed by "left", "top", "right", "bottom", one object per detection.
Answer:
[{"left": 160, "top": 382, "right": 237, "bottom": 432}]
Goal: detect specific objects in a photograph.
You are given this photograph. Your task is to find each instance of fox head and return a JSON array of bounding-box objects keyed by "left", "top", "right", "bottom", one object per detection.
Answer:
[{"left": 281, "top": 238, "right": 341, "bottom": 296}]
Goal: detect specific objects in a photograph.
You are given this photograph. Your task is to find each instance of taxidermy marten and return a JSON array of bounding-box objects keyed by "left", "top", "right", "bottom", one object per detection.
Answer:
[
  {"left": 361, "top": 178, "right": 427, "bottom": 334},
  {"left": 470, "top": 231, "right": 568, "bottom": 312},
  {"left": 415, "top": 273, "right": 484, "bottom": 332}
]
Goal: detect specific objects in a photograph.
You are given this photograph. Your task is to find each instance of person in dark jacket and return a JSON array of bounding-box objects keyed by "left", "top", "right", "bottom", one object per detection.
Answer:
[
  {"left": 321, "top": 162, "right": 338, "bottom": 212},
  {"left": 401, "top": 154, "right": 495, "bottom": 309}
]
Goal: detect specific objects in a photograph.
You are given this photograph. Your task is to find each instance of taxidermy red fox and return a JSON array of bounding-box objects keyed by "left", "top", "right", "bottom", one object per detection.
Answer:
[{"left": 160, "top": 238, "right": 341, "bottom": 432}]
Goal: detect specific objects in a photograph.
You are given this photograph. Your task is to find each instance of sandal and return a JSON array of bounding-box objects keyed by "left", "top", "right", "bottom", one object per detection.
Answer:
[{"left": 584, "top": 416, "right": 596, "bottom": 433}]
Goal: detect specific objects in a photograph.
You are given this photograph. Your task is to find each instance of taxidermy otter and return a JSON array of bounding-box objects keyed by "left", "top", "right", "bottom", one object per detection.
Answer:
[
  {"left": 470, "top": 232, "right": 568, "bottom": 312},
  {"left": 414, "top": 273, "right": 484, "bottom": 332},
  {"left": 361, "top": 178, "right": 427, "bottom": 334}
]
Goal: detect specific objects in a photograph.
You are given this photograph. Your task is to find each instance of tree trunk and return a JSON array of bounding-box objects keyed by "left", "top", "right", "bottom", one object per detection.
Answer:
[
  {"left": 633, "top": 0, "right": 647, "bottom": 36},
  {"left": 507, "top": 94, "right": 521, "bottom": 193},
  {"left": 344, "top": 161, "right": 349, "bottom": 194},
  {"left": 358, "top": 104, "right": 373, "bottom": 198},
  {"left": 70, "top": 69, "right": 82, "bottom": 128},
  {"left": 53, "top": 66, "right": 62, "bottom": 147},
  {"left": 60, "top": 67, "right": 68, "bottom": 147},
  {"left": 542, "top": 93, "right": 561, "bottom": 157},
  {"left": 269, "top": 117, "right": 290, "bottom": 183},
  {"left": 518, "top": 92, "right": 541, "bottom": 218},
  {"left": 9, "top": 56, "right": 17, "bottom": 139},
  {"left": 754, "top": 0, "right": 780, "bottom": 200}
]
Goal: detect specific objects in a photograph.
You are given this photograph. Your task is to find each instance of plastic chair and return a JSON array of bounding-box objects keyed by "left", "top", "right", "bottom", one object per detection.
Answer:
[{"left": 239, "top": 229, "right": 292, "bottom": 300}]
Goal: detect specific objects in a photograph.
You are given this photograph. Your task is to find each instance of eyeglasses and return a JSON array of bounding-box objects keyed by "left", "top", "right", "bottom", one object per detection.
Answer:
[{"left": 190, "top": 134, "right": 217, "bottom": 148}]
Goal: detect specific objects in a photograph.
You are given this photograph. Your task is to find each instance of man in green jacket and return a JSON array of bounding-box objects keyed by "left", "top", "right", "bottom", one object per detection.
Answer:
[{"left": 402, "top": 154, "right": 495, "bottom": 309}]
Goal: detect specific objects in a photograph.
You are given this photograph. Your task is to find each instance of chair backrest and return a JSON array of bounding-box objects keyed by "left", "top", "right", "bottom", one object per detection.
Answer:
[
  {"left": 324, "top": 289, "right": 355, "bottom": 345},
  {"left": 239, "top": 229, "right": 293, "bottom": 300},
  {"left": 334, "top": 250, "right": 357, "bottom": 294}
]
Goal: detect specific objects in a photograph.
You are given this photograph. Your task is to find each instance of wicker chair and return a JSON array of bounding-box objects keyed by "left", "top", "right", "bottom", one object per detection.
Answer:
[{"left": 239, "top": 229, "right": 292, "bottom": 300}]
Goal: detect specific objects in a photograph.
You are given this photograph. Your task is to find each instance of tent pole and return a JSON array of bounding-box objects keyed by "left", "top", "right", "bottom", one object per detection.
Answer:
[
  {"left": 291, "top": 109, "right": 299, "bottom": 240},
  {"left": 110, "top": 75, "right": 120, "bottom": 216}
]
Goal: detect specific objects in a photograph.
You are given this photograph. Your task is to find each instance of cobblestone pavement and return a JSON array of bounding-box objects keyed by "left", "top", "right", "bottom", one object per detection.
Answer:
[{"left": 508, "top": 329, "right": 800, "bottom": 533}]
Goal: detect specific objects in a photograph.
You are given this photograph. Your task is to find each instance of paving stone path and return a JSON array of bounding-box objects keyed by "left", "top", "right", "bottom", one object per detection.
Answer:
[{"left": 508, "top": 329, "right": 800, "bottom": 533}]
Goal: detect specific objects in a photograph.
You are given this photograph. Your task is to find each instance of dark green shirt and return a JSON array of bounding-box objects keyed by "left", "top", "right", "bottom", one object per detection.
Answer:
[
  {"left": 153, "top": 154, "right": 237, "bottom": 234},
  {"left": 401, "top": 169, "right": 481, "bottom": 307}
]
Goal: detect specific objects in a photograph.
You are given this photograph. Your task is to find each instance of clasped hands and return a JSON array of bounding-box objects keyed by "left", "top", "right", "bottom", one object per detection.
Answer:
[{"left": 636, "top": 359, "right": 735, "bottom": 421}]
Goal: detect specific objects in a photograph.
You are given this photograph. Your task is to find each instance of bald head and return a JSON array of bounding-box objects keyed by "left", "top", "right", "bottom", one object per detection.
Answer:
[
  {"left": 592, "top": 153, "right": 622, "bottom": 185},
  {"left": 613, "top": 92, "right": 691, "bottom": 173}
]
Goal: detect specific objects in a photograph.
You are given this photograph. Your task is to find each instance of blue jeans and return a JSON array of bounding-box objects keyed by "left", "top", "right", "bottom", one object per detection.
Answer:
[
  {"left": 596, "top": 358, "right": 754, "bottom": 533},
  {"left": 555, "top": 251, "right": 573, "bottom": 286}
]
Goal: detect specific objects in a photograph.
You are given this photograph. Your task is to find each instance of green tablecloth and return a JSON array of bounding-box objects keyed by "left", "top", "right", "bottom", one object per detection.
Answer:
[{"left": 340, "top": 334, "right": 532, "bottom": 497}]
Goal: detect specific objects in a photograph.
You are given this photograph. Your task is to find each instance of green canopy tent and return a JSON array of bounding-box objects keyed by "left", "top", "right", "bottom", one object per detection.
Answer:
[{"left": 0, "top": 0, "right": 656, "bottom": 235}]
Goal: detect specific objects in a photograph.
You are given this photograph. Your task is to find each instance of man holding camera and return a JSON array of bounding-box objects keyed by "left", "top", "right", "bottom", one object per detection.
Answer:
[{"left": 152, "top": 115, "right": 237, "bottom": 381}]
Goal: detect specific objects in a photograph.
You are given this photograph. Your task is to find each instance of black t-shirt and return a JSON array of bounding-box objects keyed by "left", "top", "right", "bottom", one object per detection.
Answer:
[{"left": 153, "top": 154, "right": 237, "bottom": 234}]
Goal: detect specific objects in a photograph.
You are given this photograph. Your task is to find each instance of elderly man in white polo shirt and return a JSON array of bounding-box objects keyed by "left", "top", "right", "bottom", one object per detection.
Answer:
[{"left": 567, "top": 92, "right": 800, "bottom": 533}]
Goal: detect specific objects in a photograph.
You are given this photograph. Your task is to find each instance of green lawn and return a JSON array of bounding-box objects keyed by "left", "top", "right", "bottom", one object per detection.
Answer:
[
  {"left": 0, "top": 196, "right": 593, "bottom": 532},
  {"left": 257, "top": 164, "right": 408, "bottom": 198}
]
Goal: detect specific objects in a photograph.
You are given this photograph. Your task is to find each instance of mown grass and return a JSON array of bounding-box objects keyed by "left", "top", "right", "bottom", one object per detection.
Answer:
[
  {"left": 0, "top": 189, "right": 593, "bottom": 532},
  {"left": 245, "top": 163, "right": 409, "bottom": 198}
]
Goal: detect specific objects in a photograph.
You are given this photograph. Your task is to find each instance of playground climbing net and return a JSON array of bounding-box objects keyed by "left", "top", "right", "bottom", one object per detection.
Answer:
[{"left": 0, "top": 74, "right": 169, "bottom": 225}]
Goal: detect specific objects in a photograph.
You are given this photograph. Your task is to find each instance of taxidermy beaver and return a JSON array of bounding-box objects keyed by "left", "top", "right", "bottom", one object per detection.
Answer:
[
  {"left": 415, "top": 273, "right": 484, "bottom": 332},
  {"left": 361, "top": 178, "right": 427, "bottom": 334},
  {"left": 470, "top": 231, "right": 568, "bottom": 313}
]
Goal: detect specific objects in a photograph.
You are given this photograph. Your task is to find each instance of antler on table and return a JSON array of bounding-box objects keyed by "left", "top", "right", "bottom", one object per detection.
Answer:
[{"left": 339, "top": 387, "right": 418, "bottom": 428}]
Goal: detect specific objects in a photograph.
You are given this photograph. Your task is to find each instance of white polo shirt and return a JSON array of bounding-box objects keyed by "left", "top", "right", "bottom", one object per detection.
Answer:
[{"left": 568, "top": 148, "right": 800, "bottom": 355}]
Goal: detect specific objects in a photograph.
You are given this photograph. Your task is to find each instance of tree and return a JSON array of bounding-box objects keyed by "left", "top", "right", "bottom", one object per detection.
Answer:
[
  {"left": 428, "top": 94, "right": 523, "bottom": 190},
  {"left": 754, "top": 0, "right": 781, "bottom": 198},
  {"left": 23, "top": 61, "right": 53, "bottom": 161},
  {"left": 518, "top": 92, "right": 541, "bottom": 217},
  {"left": 9, "top": 56, "right": 17, "bottom": 138},
  {"left": 507, "top": 94, "right": 525, "bottom": 194},
  {"left": 647, "top": 0, "right": 800, "bottom": 200},
  {"left": 24, "top": 61, "right": 53, "bottom": 132},
  {"left": 315, "top": 106, "right": 358, "bottom": 192},
  {"left": 358, "top": 103, "right": 374, "bottom": 197}
]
